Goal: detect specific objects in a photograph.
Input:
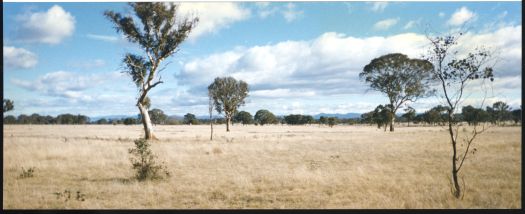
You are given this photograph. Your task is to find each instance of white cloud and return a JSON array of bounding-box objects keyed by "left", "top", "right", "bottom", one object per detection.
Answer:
[
  {"left": 86, "top": 34, "right": 118, "bottom": 42},
  {"left": 439, "top": 12, "right": 446, "bottom": 18},
  {"left": 70, "top": 59, "right": 106, "bottom": 69},
  {"left": 175, "top": 25, "right": 521, "bottom": 115},
  {"left": 16, "top": 5, "right": 75, "bottom": 44},
  {"left": 11, "top": 71, "right": 126, "bottom": 101},
  {"left": 255, "top": 2, "right": 278, "bottom": 19},
  {"left": 370, "top": 2, "right": 388, "bottom": 13},
  {"left": 178, "top": 2, "right": 250, "bottom": 40},
  {"left": 447, "top": 6, "right": 477, "bottom": 26},
  {"left": 3, "top": 46, "right": 38, "bottom": 69},
  {"left": 403, "top": 20, "right": 419, "bottom": 30},
  {"left": 374, "top": 18, "right": 399, "bottom": 30},
  {"left": 282, "top": 3, "right": 304, "bottom": 23}
]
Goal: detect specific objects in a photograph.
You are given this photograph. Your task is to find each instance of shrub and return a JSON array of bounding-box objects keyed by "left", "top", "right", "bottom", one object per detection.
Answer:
[
  {"left": 19, "top": 167, "right": 35, "bottom": 178},
  {"left": 128, "top": 138, "right": 169, "bottom": 181}
]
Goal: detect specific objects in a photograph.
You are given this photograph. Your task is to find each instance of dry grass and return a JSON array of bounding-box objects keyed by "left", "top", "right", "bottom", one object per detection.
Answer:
[{"left": 3, "top": 124, "right": 521, "bottom": 209}]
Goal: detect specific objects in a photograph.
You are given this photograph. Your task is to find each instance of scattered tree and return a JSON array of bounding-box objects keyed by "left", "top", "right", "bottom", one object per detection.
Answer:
[
  {"left": 234, "top": 111, "right": 254, "bottom": 125},
  {"left": 511, "top": 107, "right": 522, "bottom": 125},
  {"left": 360, "top": 53, "right": 434, "bottom": 131},
  {"left": 208, "top": 76, "right": 249, "bottom": 132},
  {"left": 327, "top": 117, "right": 338, "bottom": 128},
  {"left": 148, "top": 108, "right": 168, "bottom": 125},
  {"left": 402, "top": 106, "right": 416, "bottom": 127},
  {"left": 105, "top": 2, "right": 198, "bottom": 140},
  {"left": 254, "top": 109, "right": 278, "bottom": 126},
  {"left": 183, "top": 113, "right": 198, "bottom": 125},
  {"left": 3, "top": 99, "right": 14, "bottom": 113},
  {"left": 425, "top": 31, "right": 495, "bottom": 198}
]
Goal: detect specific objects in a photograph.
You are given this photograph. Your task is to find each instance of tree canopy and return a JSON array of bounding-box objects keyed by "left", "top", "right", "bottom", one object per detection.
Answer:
[
  {"left": 208, "top": 76, "right": 249, "bottom": 131},
  {"left": 360, "top": 53, "right": 434, "bottom": 131},
  {"left": 104, "top": 2, "right": 198, "bottom": 140}
]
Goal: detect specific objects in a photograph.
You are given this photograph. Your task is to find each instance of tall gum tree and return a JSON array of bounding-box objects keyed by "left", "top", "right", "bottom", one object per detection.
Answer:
[
  {"left": 360, "top": 53, "right": 434, "bottom": 131},
  {"left": 105, "top": 2, "right": 198, "bottom": 140}
]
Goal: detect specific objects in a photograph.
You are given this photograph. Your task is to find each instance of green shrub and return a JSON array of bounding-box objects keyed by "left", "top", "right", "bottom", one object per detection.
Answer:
[{"left": 128, "top": 138, "right": 169, "bottom": 181}]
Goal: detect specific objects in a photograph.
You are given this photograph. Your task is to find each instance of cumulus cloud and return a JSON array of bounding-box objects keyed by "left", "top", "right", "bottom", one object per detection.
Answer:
[
  {"left": 447, "top": 7, "right": 477, "bottom": 26},
  {"left": 178, "top": 2, "right": 250, "bottom": 40},
  {"left": 374, "top": 18, "right": 399, "bottom": 30},
  {"left": 175, "top": 25, "right": 521, "bottom": 115},
  {"left": 370, "top": 2, "right": 388, "bottom": 13},
  {"left": 282, "top": 3, "right": 304, "bottom": 23},
  {"left": 16, "top": 5, "right": 75, "bottom": 44},
  {"left": 3, "top": 46, "right": 38, "bottom": 69},
  {"left": 11, "top": 71, "right": 126, "bottom": 101}
]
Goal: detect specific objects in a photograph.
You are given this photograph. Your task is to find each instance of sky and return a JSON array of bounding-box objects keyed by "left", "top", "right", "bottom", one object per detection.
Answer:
[{"left": 2, "top": 1, "right": 522, "bottom": 118}]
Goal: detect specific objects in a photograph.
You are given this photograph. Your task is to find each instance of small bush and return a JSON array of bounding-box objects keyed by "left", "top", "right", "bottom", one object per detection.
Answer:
[
  {"left": 129, "top": 138, "right": 169, "bottom": 181},
  {"left": 19, "top": 167, "right": 36, "bottom": 178}
]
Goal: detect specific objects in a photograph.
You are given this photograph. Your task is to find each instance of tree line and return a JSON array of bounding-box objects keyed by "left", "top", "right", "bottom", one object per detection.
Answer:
[{"left": 3, "top": 101, "right": 520, "bottom": 126}]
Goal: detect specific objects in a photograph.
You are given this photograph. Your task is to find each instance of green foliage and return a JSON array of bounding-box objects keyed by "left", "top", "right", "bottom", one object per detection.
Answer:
[
  {"left": 402, "top": 106, "right": 416, "bottom": 125},
  {"left": 123, "top": 117, "right": 138, "bottom": 125},
  {"left": 149, "top": 108, "right": 168, "bottom": 125},
  {"left": 234, "top": 111, "right": 254, "bottom": 125},
  {"left": 183, "top": 113, "right": 199, "bottom": 125},
  {"left": 3, "top": 99, "right": 14, "bottom": 113},
  {"left": 327, "top": 117, "right": 338, "bottom": 128},
  {"left": 284, "top": 114, "right": 315, "bottom": 125},
  {"left": 105, "top": 2, "right": 197, "bottom": 139},
  {"left": 19, "top": 167, "right": 36, "bottom": 179},
  {"left": 254, "top": 109, "right": 278, "bottom": 126},
  {"left": 462, "top": 105, "right": 489, "bottom": 126},
  {"left": 208, "top": 77, "right": 249, "bottom": 121},
  {"left": 372, "top": 104, "right": 392, "bottom": 130},
  {"left": 128, "top": 138, "right": 169, "bottom": 181},
  {"left": 511, "top": 108, "right": 522, "bottom": 124},
  {"left": 361, "top": 53, "right": 433, "bottom": 130}
]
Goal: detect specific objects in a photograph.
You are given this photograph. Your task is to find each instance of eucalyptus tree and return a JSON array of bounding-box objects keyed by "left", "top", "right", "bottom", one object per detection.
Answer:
[
  {"left": 360, "top": 53, "right": 434, "bottom": 132},
  {"left": 402, "top": 106, "right": 416, "bottom": 127},
  {"left": 3, "top": 99, "right": 14, "bottom": 113},
  {"left": 254, "top": 109, "right": 278, "bottom": 126},
  {"left": 425, "top": 31, "right": 495, "bottom": 198},
  {"left": 208, "top": 77, "right": 249, "bottom": 132},
  {"left": 105, "top": 2, "right": 198, "bottom": 140}
]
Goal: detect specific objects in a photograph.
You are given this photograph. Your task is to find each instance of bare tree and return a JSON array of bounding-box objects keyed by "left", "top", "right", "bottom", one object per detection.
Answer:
[
  {"left": 425, "top": 31, "right": 495, "bottom": 198},
  {"left": 105, "top": 2, "right": 198, "bottom": 140}
]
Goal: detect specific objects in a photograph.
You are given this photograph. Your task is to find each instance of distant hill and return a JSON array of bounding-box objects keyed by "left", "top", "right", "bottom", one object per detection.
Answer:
[{"left": 90, "top": 115, "right": 133, "bottom": 121}]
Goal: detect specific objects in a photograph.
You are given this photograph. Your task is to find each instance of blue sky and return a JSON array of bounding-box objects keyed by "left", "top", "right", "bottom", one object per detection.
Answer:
[{"left": 3, "top": 1, "right": 522, "bottom": 118}]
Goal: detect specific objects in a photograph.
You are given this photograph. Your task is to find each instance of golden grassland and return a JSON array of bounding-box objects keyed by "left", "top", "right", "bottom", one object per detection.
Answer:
[{"left": 2, "top": 124, "right": 521, "bottom": 208}]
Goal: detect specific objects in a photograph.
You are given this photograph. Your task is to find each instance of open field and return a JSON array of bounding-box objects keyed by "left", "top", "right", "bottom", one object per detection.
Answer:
[{"left": 3, "top": 124, "right": 521, "bottom": 209}]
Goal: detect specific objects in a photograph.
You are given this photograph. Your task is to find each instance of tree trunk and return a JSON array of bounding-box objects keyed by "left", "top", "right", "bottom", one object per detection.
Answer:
[
  {"left": 390, "top": 116, "right": 395, "bottom": 132},
  {"left": 226, "top": 117, "right": 231, "bottom": 132},
  {"left": 210, "top": 120, "right": 213, "bottom": 141},
  {"left": 138, "top": 103, "right": 157, "bottom": 140},
  {"left": 448, "top": 112, "right": 461, "bottom": 198}
]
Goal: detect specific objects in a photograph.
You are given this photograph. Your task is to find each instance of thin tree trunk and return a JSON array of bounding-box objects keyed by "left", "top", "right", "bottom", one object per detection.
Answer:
[
  {"left": 448, "top": 112, "right": 461, "bottom": 198},
  {"left": 226, "top": 117, "right": 230, "bottom": 132},
  {"left": 390, "top": 116, "right": 395, "bottom": 132},
  {"left": 210, "top": 120, "right": 213, "bottom": 140},
  {"left": 138, "top": 103, "right": 157, "bottom": 140}
]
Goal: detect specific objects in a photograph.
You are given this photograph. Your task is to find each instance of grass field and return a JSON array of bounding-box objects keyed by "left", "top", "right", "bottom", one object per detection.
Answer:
[{"left": 2, "top": 124, "right": 521, "bottom": 208}]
